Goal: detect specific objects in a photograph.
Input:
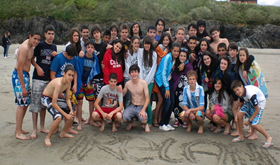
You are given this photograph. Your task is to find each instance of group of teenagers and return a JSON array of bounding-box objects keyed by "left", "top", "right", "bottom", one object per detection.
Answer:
[{"left": 12, "top": 18, "right": 273, "bottom": 148}]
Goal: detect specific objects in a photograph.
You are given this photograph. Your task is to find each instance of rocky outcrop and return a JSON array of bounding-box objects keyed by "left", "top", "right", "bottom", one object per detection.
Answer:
[{"left": 1, "top": 16, "right": 280, "bottom": 48}]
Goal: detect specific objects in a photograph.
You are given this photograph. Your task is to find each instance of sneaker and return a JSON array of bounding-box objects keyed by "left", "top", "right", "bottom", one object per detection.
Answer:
[
  {"left": 173, "top": 120, "right": 179, "bottom": 127},
  {"left": 166, "top": 124, "right": 175, "bottom": 131},
  {"left": 159, "top": 125, "right": 170, "bottom": 131},
  {"left": 182, "top": 122, "right": 188, "bottom": 128},
  {"left": 4, "top": 57, "right": 7, "bottom": 58}
]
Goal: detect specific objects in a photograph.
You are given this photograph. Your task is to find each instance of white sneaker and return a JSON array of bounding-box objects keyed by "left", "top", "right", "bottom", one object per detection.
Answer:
[
  {"left": 159, "top": 125, "right": 170, "bottom": 131},
  {"left": 166, "top": 124, "right": 175, "bottom": 131}
]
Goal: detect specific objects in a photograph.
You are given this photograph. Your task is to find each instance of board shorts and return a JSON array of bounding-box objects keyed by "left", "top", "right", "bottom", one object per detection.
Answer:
[
  {"left": 76, "top": 83, "right": 94, "bottom": 101},
  {"left": 179, "top": 110, "right": 204, "bottom": 118},
  {"left": 94, "top": 107, "right": 121, "bottom": 120},
  {"left": 91, "top": 78, "right": 105, "bottom": 99},
  {"left": 239, "top": 102, "right": 263, "bottom": 125},
  {"left": 123, "top": 104, "right": 147, "bottom": 122},
  {"left": 12, "top": 69, "right": 31, "bottom": 106},
  {"left": 29, "top": 79, "right": 49, "bottom": 113},
  {"left": 41, "top": 95, "right": 74, "bottom": 120},
  {"left": 226, "top": 112, "right": 233, "bottom": 123}
]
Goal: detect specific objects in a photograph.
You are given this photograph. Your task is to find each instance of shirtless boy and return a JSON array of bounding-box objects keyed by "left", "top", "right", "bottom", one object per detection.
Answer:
[
  {"left": 92, "top": 73, "right": 123, "bottom": 132},
  {"left": 122, "top": 64, "right": 150, "bottom": 133},
  {"left": 12, "top": 30, "right": 41, "bottom": 140},
  {"left": 41, "top": 65, "right": 75, "bottom": 146},
  {"left": 209, "top": 26, "right": 229, "bottom": 54}
]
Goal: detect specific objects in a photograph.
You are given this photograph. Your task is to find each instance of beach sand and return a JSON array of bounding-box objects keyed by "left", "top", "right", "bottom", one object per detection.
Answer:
[{"left": 0, "top": 44, "right": 279, "bottom": 164}]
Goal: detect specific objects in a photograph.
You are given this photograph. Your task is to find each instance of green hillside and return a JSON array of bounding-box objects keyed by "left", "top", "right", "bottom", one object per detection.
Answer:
[{"left": 1, "top": 0, "right": 280, "bottom": 25}]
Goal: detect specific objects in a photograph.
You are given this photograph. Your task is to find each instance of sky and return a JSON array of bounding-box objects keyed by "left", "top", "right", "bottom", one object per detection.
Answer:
[{"left": 258, "top": 0, "right": 280, "bottom": 6}]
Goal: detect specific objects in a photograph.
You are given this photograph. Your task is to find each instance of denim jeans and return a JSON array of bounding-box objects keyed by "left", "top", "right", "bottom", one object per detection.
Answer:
[{"left": 159, "top": 80, "right": 174, "bottom": 126}]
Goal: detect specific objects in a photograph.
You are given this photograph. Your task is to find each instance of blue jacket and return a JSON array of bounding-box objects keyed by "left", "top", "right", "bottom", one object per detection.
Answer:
[
  {"left": 155, "top": 52, "right": 173, "bottom": 90},
  {"left": 76, "top": 52, "right": 100, "bottom": 97}
]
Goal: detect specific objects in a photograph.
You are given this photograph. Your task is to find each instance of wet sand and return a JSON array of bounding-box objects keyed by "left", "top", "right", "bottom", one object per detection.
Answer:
[{"left": 0, "top": 45, "right": 279, "bottom": 164}]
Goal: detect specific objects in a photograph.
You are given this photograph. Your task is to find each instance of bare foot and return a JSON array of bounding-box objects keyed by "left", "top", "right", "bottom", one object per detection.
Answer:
[
  {"left": 247, "top": 134, "right": 258, "bottom": 140},
  {"left": 112, "top": 122, "right": 117, "bottom": 132},
  {"left": 210, "top": 126, "right": 216, "bottom": 132},
  {"left": 45, "top": 138, "right": 52, "bottom": 146},
  {"left": 59, "top": 133, "right": 74, "bottom": 138},
  {"left": 126, "top": 123, "right": 132, "bottom": 131},
  {"left": 145, "top": 124, "right": 150, "bottom": 133},
  {"left": 230, "top": 130, "right": 239, "bottom": 137},
  {"left": 132, "top": 123, "right": 137, "bottom": 127},
  {"left": 68, "top": 129, "right": 78, "bottom": 134},
  {"left": 53, "top": 128, "right": 59, "bottom": 135},
  {"left": 186, "top": 125, "right": 192, "bottom": 133},
  {"left": 99, "top": 121, "right": 105, "bottom": 132},
  {"left": 30, "top": 131, "right": 37, "bottom": 139},
  {"left": 116, "top": 122, "right": 121, "bottom": 128},
  {"left": 197, "top": 125, "right": 203, "bottom": 134},
  {"left": 16, "top": 133, "right": 30, "bottom": 140},
  {"left": 223, "top": 124, "right": 230, "bottom": 135},
  {"left": 245, "top": 133, "right": 253, "bottom": 138},
  {"left": 77, "top": 125, "right": 82, "bottom": 131},
  {"left": 91, "top": 121, "right": 101, "bottom": 127},
  {"left": 39, "top": 128, "right": 49, "bottom": 134},
  {"left": 141, "top": 125, "right": 145, "bottom": 129},
  {"left": 82, "top": 117, "right": 86, "bottom": 122},
  {"left": 84, "top": 119, "right": 90, "bottom": 125},
  {"left": 22, "top": 130, "right": 29, "bottom": 134}
]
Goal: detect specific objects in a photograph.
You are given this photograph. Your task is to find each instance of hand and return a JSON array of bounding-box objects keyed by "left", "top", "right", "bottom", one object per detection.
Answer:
[
  {"left": 79, "top": 51, "right": 85, "bottom": 58},
  {"left": 185, "top": 110, "right": 191, "bottom": 117},
  {"left": 36, "top": 66, "right": 44, "bottom": 77},
  {"left": 166, "top": 28, "right": 171, "bottom": 35},
  {"left": 178, "top": 63, "right": 184, "bottom": 71},
  {"left": 244, "top": 120, "right": 250, "bottom": 126},
  {"left": 65, "top": 114, "right": 74, "bottom": 120},
  {"left": 124, "top": 52, "right": 129, "bottom": 59},
  {"left": 190, "top": 53, "right": 196, "bottom": 60},
  {"left": 87, "top": 83, "right": 91, "bottom": 89},
  {"left": 204, "top": 77, "right": 209, "bottom": 83},
  {"left": 72, "top": 84, "right": 77, "bottom": 94},
  {"left": 51, "top": 51, "right": 58, "bottom": 57},
  {"left": 117, "top": 85, "right": 122, "bottom": 93},
  {"left": 165, "top": 90, "right": 170, "bottom": 98},
  {"left": 138, "top": 110, "right": 147, "bottom": 119},
  {"left": 101, "top": 61, "right": 105, "bottom": 69},
  {"left": 205, "top": 36, "right": 211, "bottom": 41},
  {"left": 101, "top": 112, "right": 108, "bottom": 119},
  {"left": 234, "top": 115, "right": 238, "bottom": 123},
  {"left": 58, "top": 93, "right": 65, "bottom": 99},
  {"left": 69, "top": 111, "right": 73, "bottom": 116},
  {"left": 163, "top": 48, "right": 168, "bottom": 53},
  {"left": 106, "top": 44, "right": 113, "bottom": 50},
  {"left": 106, "top": 112, "right": 113, "bottom": 120},
  {"left": 22, "top": 88, "right": 28, "bottom": 97}
]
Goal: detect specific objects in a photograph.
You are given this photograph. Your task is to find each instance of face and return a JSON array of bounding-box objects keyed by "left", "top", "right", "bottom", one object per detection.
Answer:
[
  {"left": 44, "top": 31, "right": 55, "bottom": 44},
  {"left": 198, "top": 25, "right": 205, "bottom": 34},
  {"left": 133, "top": 24, "right": 139, "bottom": 34},
  {"left": 218, "top": 47, "right": 227, "bottom": 57},
  {"left": 110, "top": 28, "right": 117, "bottom": 38},
  {"left": 188, "top": 39, "right": 196, "bottom": 51},
  {"left": 143, "top": 43, "right": 151, "bottom": 51},
  {"left": 85, "top": 44, "right": 95, "bottom": 54},
  {"left": 113, "top": 42, "right": 122, "bottom": 54},
  {"left": 81, "top": 29, "right": 89, "bottom": 39},
  {"left": 220, "top": 59, "right": 228, "bottom": 72},
  {"left": 179, "top": 52, "right": 187, "bottom": 63},
  {"left": 171, "top": 47, "right": 180, "bottom": 59},
  {"left": 214, "top": 80, "right": 222, "bottom": 91},
  {"left": 200, "top": 41, "right": 208, "bottom": 52},
  {"left": 92, "top": 30, "right": 101, "bottom": 40},
  {"left": 211, "top": 30, "right": 220, "bottom": 40},
  {"left": 64, "top": 70, "right": 74, "bottom": 83},
  {"left": 188, "top": 26, "right": 197, "bottom": 36},
  {"left": 147, "top": 29, "right": 156, "bottom": 40},
  {"left": 132, "top": 39, "right": 140, "bottom": 52},
  {"left": 162, "top": 36, "right": 170, "bottom": 47},
  {"left": 109, "top": 78, "right": 117, "bottom": 88},
  {"left": 233, "top": 86, "right": 244, "bottom": 97},
  {"left": 157, "top": 21, "right": 164, "bottom": 32},
  {"left": 120, "top": 29, "right": 129, "bottom": 40},
  {"left": 29, "top": 34, "right": 41, "bottom": 47},
  {"left": 239, "top": 50, "right": 247, "bottom": 63},
  {"left": 203, "top": 55, "right": 211, "bottom": 66},
  {"left": 129, "top": 70, "right": 139, "bottom": 79},
  {"left": 229, "top": 48, "right": 238, "bottom": 58},
  {"left": 72, "top": 31, "right": 79, "bottom": 43},
  {"left": 188, "top": 76, "right": 197, "bottom": 87},
  {"left": 175, "top": 29, "right": 185, "bottom": 42},
  {"left": 103, "top": 35, "right": 111, "bottom": 44}
]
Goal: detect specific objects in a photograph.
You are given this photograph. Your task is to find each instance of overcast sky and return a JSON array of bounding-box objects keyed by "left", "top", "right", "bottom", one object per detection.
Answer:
[{"left": 258, "top": 0, "right": 280, "bottom": 6}]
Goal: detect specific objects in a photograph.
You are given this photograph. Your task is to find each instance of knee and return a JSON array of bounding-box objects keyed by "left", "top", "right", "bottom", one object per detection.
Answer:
[
  {"left": 55, "top": 116, "right": 62, "bottom": 122},
  {"left": 92, "top": 112, "right": 99, "bottom": 120},
  {"left": 212, "top": 114, "right": 220, "bottom": 122},
  {"left": 237, "top": 112, "right": 244, "bottom": 119},
  {"left": 114, "top": 112, "right": 122, "bottom": 122},
  {"left": 78, "top": 100, "right": 83, "bottom": 105}
]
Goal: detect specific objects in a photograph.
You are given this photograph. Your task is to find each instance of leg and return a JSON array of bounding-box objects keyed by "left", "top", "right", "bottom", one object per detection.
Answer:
[
  {"left": 76, "top": 99, "right": 83, "bottom": 131},
  {"left": 231, "top": 101, "right": 241, "bottom": 136},
  {"left": 158, "top": 86, "right": 171, "bottom": 126},
  {"left": 15, "top": 106, "right": 30, "bottom": 140},
  {"left": 60, "top": 118, "right": 75, "bottom": 138},
  {"left": 112, "top": 112, "right": 122, "bottom": 132},
  {"left": 146, "top": 83, "right": 154, "bottom": 126},
  {"left": 31, "top": 112, "right": 38, "bottom": 139},
  {"left": 232, "top": 112, "right": 245, "bottom": 142},
  {"left": 92, "top": 111, "right": 105, "bottom": 132},
  {"left": 153, "top": 92, "right": 162, "bottom": 126},
  {"left": 39, "top": 109, "right": 48, "bottom": 133},
  {"left": 67, "top": 110, "right": 78, "bottom": 135},
  {"left": 45, "top": 116, "right": 62, "bottom": 146},
  {"left": 251, "top": 124, "right": 272, "bottom": 148},
  {"left": 196, "top": 116, "right": 204, "bottom": 134}
]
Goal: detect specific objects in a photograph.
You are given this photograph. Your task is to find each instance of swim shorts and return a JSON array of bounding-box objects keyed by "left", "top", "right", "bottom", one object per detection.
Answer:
[
  {"left": 12, "top": 69, "right": 31, "bottom": 106},
  {"left": 123, "top": 104, "right": 147, "bottom": 122},
  {"left": 239, "top": 102, "right": 263, "bottom": 125},
  {"left": 76, "top": 83, "right": 94, "bottom": 101},
  {"left": 94, "top": 107, "right": 121, "bottom": 120},
  {"left": 29, "top": 79, "right": 49, "bottom": 113}
]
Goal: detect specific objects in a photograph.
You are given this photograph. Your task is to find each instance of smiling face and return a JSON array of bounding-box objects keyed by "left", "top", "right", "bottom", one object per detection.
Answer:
[
  {"left": 198, "top": 25, "right": 205, "bottom": 34},
  {"left": 171, "top": 47, "right": 180, "bottom": 60},
  {"left": 93, "top": 30, "right": 101, "bottom": 40},
  {"left": 211, "top": 30, "right": 220, "bottom": 40},
  {"left": 64, "top": 70, "right": 74, "bottom": 83},
  {"left": 110, "top": 28, "right": 117, "bottom": 38},
  {"left": 188, "top": 26, "right": 197, "bottom": 36},
  {"left": 218, "top": 47, "right": 227, "bottom": 58},
  {"left": 85, "top": 44, "right": 95, "bottom": 55},
  {"left": 129, "top": 70, "right": 139, "bottom": 80},
  {"left": 188, "top": 39, "right": 196, "bottom": 51},
  {"left": 143, "top": 42, "right": 151, "bottom": 51},
  {"left": 109, "top": 78, "right": 117, "bottom": 89},
  {"left": 29, "top": 34, "right": 41, "bottom": 47},
  {"left": 81, "top": 29, "right": 89, "bottom": 40},
  {"left": 163, "top": 36, "right": 170, "bottom": 47},
  {"left": 200, "top": 41, "right": 208, "bottom": 52},
  {"left": 239, "top": 50, "right": 247, "bottom": 63},
  {"left": 233, "top": 86, "right": 244, "bottom": 97},
  {"left": 214, "top": 79, "right": 222, "bottom": 92},
  {"left": 72, "top": 31, "right": 79, "bottom": 43},
  {"left": 203, "top": 55, "right": 211, "bottom": 66},
  {"left": 229, "top": 48, "right": 238, "bottom": 58},
  {"left": 132, "top": 39, "right": 140, "bottom": 52},
  {"left": 113, "top": 42, "right": 122, "bottom": 54},
  {"left": 175, "top": 29, "right": 185, "bottom": 43},
  {"left": 220, "top": 59, "right": 228, "bottom": 72},
  {"left": 179, "top": 51, "right": 187, "bottom": 63}
]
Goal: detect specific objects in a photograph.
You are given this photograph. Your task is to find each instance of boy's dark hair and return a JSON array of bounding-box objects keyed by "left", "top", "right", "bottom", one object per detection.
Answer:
[
  {"left": 103, "top": 29, "right": 111, "bottom": 37},
  {"left": 187, "top": 70, "right": 198, "bottom": 80},
  {"left": 210, "top": 26, "right": 220, "bottom": 35},
  {"left": 44, "top": 25, "right": 55, "bottom": 33},
  {"left": 91, "top": 25, "right": 102, "bottom": 35},
  {"left": 120, "top": 23, "right": 129, "bottom": 31},
  {"left": 81, "top": 25, "right": 89, "bottom": 32},
  {"left": 176, "top": 26, "right": 185, "bottom": 34},
  {"left": 64, "top": 64, "right": 75, "bottom": 73},
  {"left": 155, "top": 18, "right": 165, "bottom": 28},
  {"left": 30, "top": 29, "right": 41, "bottom": 37},
  {"left": 197, "top": 19, "right": 206, "bottom": 27},
  {"left": 171, "top": 42, "right": 181, "bottom": 50},
  {"left": 147, "top": 26, "right": 157, "bottom": 32},
  {"left": 130, "top": 23, "right": 143, "bottom": 37},
  {"left": 85, "top": 40, "right": 95, "bottom": 48},
  {"left": 231, "top": 80, "right": 243, "bottom": 90},
  {"left": 109, "top": 73, "right": 118, "bottom": 81},
  {"left": 228, "top": 42, "right": 238, "bottom": 51},
  {"left": 109, "top": 23, "right": 119, "bottom": 33},
  {"left": 218, "top": 43, "right": 227, "bottom": 50},
  {"left": 189, "top": 35, "right": 197, "bottom": 42},
  {"left": 65, "top": 44, "right": 77, "bottom": 57},
  {"left": 188, "top": 23, "right": 197, "bottom": 31},
  {"left": 129, "top": 64, "right": 140, "bottom": 73}
]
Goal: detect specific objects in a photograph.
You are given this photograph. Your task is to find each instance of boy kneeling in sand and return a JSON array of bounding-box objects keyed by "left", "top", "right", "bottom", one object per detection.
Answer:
[{"left": 41, "top": 65, "right": 75, "bottom": 146}]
